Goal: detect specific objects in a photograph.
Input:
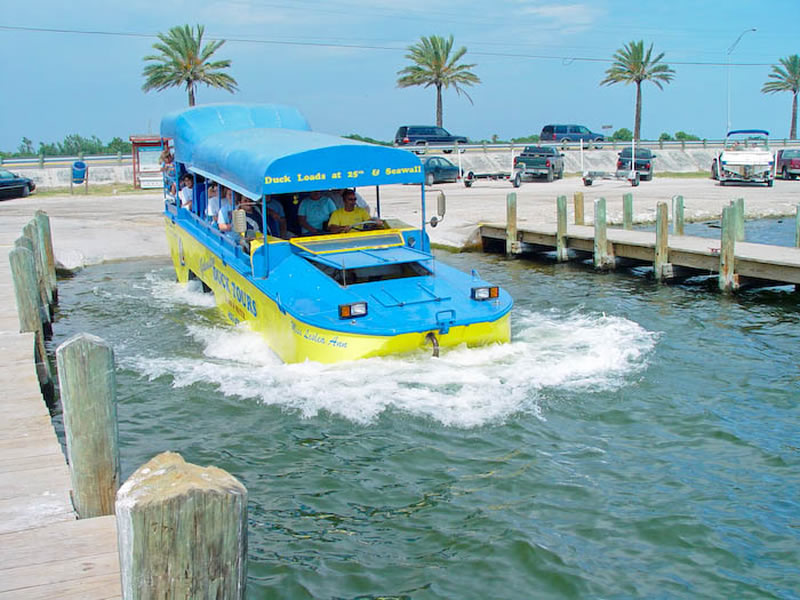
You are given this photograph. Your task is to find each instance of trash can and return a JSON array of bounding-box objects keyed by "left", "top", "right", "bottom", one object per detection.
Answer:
[
  {"left": 71, "top": 160, "right": 89, "bottom": 194},
  {"left": 72, "top": 161, "right": 88, "bottom": 184}
]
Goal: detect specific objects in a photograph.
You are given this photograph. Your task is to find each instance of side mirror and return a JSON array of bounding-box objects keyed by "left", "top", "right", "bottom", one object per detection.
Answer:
[{"left": 429, "top": 191, "right": 446, "bottom": 227}]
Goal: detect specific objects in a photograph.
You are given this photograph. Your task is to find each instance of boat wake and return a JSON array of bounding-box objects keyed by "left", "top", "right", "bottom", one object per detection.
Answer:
[{"left": 127, "top": 274, "right": 659, "bottom": 427}]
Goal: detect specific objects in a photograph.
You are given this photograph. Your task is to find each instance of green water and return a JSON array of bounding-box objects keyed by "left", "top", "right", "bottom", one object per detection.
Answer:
[{"left": 46, "top": 226, "right": 800, "bottom": 599}]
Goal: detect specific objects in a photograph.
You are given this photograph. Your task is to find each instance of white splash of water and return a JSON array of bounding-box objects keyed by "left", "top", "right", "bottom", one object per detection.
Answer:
[{"left": 125, "top": 295, "right": 659, "bottom": 427}]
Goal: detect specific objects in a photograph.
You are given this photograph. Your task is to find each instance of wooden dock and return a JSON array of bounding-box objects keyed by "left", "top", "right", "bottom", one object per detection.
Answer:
[
  {"left": 480, "top": 195, "right": 800, "bottom": 291},
  {"left": 0, "top": 241, "right": 121, "bottom": 597}
]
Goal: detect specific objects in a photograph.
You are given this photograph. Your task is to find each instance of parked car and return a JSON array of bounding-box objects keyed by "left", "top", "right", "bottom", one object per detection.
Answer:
[
  {"left": 0, "top": 168, "right": 36, "bottom": 198},
  {"left": 512, "top": 146, "right": 565, "bottom": 184},
  {"left": 616, "top": 147, "right": 656, "bottom": 181},
  {"left": 775, "top": 148, "right": 800, "bottom": 180},
  {"left": 422, "top": 156, "right": 460, "bottom": 186},
  {"left": 540, "top": 124, "right": 604, "bottom": 147},
  {"left": 394, "top": 125, "right": 468, "bottom": 153},
  {"left": 711, "top": 129, "right": 774, "bottom": 186}
]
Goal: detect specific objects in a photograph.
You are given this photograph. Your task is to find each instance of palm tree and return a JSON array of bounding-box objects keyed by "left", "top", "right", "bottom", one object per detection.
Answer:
[
  {"left": 762, "top": 55, "right": 800, "bottom": 139},
  {"left": 396, "top": 34, "right": 480, "bottom": 128},
  {"left": 600, "top": 40, "right": 675, "bottom": 141},
  {"left": 142, "top": 24, "right": 237, "bottom": 106}
]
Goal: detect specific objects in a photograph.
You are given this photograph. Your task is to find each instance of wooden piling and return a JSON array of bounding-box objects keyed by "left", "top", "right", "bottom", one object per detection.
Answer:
[
  {"left": 573, "top": 191, "right": 584, "bottom": 225},
  {"left": 556, "top": 195, "right": 568, "bottom": 261},
  {"left": 506, "top": 192, "right": 519, "bottom": 254},
  {"left": 719, "top": 204, "right": 739, "bottom": 292},
  {"left": 672, "top": 195, "right": 685, "bottom": 235},
  {"left": 622, "top": 193, "right": 633, "bottom": 230},
  {"left": 22, "top": 220, "right": 53, "bottom": 322},
  {"left": 34, "top": 210, "right": 58, "bottom": 303},
  {"left": 56, "top": 333, "right": 121, "bottom": 518},
  {"left": 116, "top": 451, "right": 248, "bottom": 600},
  {"left": 654, "top": 202, "right": 669, "bottom": 281},
  {"left": 796, "top": 203, "right": 800, "bottom": 248},
  {"left": 593, "top": 197, "right": 614, "bottom": 269},
  {"left": 9, "top": 246, "right": 53, "bottom": 389},
  {"left": 734, "top": 197, "right": 745, "bottom": 241}
]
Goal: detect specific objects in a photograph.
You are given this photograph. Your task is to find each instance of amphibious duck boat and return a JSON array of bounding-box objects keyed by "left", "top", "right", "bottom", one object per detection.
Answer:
[{"left": 161, "top": 103, "right": 511, "bottom": 363}]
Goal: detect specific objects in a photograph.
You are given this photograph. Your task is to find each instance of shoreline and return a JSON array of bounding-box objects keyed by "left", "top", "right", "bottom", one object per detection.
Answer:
[{"left": 0, "top": 177, "right": 797, "bottom": 270}]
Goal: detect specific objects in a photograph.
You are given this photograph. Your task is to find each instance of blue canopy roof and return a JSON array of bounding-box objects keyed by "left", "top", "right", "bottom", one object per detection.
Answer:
[{"left": 161, "top": 104, "right": 424, "bottom": 199}]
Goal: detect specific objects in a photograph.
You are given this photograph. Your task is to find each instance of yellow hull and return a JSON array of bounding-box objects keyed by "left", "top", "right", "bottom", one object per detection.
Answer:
[{"left": 166, "top": 219, "right": 510, "bottom": 363}]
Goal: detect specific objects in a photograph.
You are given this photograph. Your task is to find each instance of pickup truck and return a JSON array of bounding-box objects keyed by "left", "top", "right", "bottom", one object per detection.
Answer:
[
  {"left": 512, "top": 146, "right": 565, "bottom": 184},
  {"left": 776, "top": 148, "right": 800, "bottom": 180}
]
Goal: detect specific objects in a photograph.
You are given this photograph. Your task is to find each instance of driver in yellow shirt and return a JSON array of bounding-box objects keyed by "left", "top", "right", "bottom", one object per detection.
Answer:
[{"left": 328, "top": 189, "right": 382, "bottom": 233}]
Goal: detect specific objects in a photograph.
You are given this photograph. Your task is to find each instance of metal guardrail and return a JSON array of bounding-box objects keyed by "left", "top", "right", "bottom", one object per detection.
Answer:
[
  {"left": 1, "top": 137, "right": 798, "bottom": 169},
  {"left": 0, "top": 154, "right": 133, "bottom": 169}
]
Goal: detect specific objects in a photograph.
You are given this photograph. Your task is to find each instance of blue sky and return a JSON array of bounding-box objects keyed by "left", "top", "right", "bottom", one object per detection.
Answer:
[{"left": 1, "top": 0, "right": 798, "bottom": 151}]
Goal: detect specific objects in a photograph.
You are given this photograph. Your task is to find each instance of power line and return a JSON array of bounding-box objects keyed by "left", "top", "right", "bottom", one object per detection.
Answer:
[{"left": 0, "top": 24, "right": 774, "bottom": 67}]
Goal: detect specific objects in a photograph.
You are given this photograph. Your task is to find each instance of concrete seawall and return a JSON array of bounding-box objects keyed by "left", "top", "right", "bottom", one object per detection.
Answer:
[{"left": 13, "top": 149, "right": 721, "bottom": 190}]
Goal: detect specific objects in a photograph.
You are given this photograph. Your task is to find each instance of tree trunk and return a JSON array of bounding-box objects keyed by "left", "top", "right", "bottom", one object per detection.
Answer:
[
  {"left": 188, "top": 84, "right": 196, "bottom": 107},
  {"left": 791, "top": 90, "right": 798, "bottom": 140},
  {"left": 436, "top": 83, "right": 443, "bottom": 128},
  {"left": 634, "top": 81, "right": 642, "bottom": 142}
]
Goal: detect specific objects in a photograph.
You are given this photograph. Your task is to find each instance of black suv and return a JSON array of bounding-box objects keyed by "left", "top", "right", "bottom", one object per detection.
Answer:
[
  {"left": 394, "top": 126, "right": 468, "bottom": 153},
  {"left": 540, "top": 124, "right": 604, "bottom": 147}
]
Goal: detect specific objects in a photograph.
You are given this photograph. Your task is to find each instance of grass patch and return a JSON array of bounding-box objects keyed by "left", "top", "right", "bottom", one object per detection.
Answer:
[
  {"left": 33, "top": 183, "right": 157, "bottom": 197},
  {"left": 654, "top": 171, "right": 711, "bottom": 179}
]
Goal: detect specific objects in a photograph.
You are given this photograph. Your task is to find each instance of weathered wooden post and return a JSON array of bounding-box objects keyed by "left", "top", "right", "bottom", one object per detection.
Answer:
[
  {"left": 56, "top": 333, "right": 120, "bottom": 518},
  {"left": 22, "top": 220, "right": 53, "bottom": 317},
  {"left": 116, "top": 452, "right": 248, "bottom": 600},
  {"left": 556, "top": 195, "right": 568, "bottom": 261},
  {"left": 719, "top": 204, "right": 739, "bottom": 292},
  {"left": 14, "top": 236, "right": 51, "bottom": 336},
  {"left": 593, "top": 197, "right": 614, "bottom": 269},
  {"left": 34, "top": 210, "right": 58, "bottom": 303},
  {"left": 672, "top": 195, "right": 685, "bottom": 235},
  {"left": 573, "top": 191, "right": 584, "bottom": 225},
  {"left": 506, "top": 192, "right": 520, "bottom": 255},
  {"left": 654, "top": 201, "right": 669, "bottom": 281},
  {"left": 795, "top": 203, "right": 800, "bottom": 248},
  {"left": 734, "top": 197, "right": 745, "bottom": 241},
  {"left": 9, "top": 246, "right": 52, "bottom": 389},
  {"left": 622, "top": 192, "right": 633, "bottom": 230}
]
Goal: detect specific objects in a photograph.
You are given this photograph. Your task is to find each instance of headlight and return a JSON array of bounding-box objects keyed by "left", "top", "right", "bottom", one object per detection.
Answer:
[
  {"left": 339, "top": 302, "right": 368, "bottom": 318},
  {"left": 471, "top": 286, "right": 499, "bottom": 301}
]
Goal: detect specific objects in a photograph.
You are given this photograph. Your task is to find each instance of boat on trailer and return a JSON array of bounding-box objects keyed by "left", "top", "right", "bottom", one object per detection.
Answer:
[{"left": 161, "top": 103, "right": 512, "bottom": 363}]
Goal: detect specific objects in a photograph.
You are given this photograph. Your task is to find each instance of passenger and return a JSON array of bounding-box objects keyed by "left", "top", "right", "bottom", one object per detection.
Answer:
[
  {"left": 237, "top": 195, "right": 262, "bottom": 235},
  {"left": 297, "top": 190, "right": 336, "bottom": 235},
  {"left": 265, "top": 195, "right": 288, "bottom": 238},
  {"left": 178, "top": 174, "right": 193, "bottom": 210},
  {"left": 328, "top": 189, "right": 382, "bottom": 233},
  {"left": 331, "top": 188, "right": 371, "bottom": 215},
  {"left": 206, "top": 182, "right": 220, "bottom": 223},
  {"left": 160, "top": 148, "right": 175, "bottom": 176},
  {"left": 217, "top": 187, "right": 236, "bottom": 232}
]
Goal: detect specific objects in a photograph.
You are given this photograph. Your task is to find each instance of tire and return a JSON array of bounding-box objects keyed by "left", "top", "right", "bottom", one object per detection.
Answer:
[
  {"left": 425, "top": 173, "right": 435, "bottom": 187},
  {"left": 546, "top": 167, "right": 554, "bottom": 182},
  {"left": 558, "top": 167, "right": 564, "bottom": 179},
  {"left": 21, "top": 185, "right": 30, "bottom": 198},
  {"left": 443, "top": 149, "right": 453, "bottom": 154},
  {"left": 711, "top": 161, "right": 719, "bottom": 180},
  {"left": 782, "top": 167, "right": 788, "bottom": 180},
  {"left": 642, "top": 173, "right": 652, "bottom": 182},
  {"left": 767, "top": 178, "right": 774, "bottom": 187},
  {"left": 594, "top": 138, "right": 603, "bottom": 149},
  {"left": 583, "top": 178, "right": 592, "bottom": 186},
  {"left": 464, "top": 179, "right": 473, "bottom": 188},
  {"left": 512, "top": 172, "right": 522, "bottom": 188},
  {"left": 560, "top": 138, "right": 570, "bottom": 150}
]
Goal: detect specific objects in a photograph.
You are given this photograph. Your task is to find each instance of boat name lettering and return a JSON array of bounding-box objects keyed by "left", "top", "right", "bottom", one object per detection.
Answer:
[
  {"left": 289, "top": 321, "right": 348, "bottom": 349},
  {"left": 212, "top": 265, "right": 258, "bottom": 317},
  {"left": 297, "top": 172, "right": 326, "bottom": 182},
  {"left": 198, "top": 256, "right": 215, "bottom": 274},
  {"left": 385, "top": 166, "right": 422, "bottom": 175},
  {"left": 264, "top": 175, "right": 292, "bottom": 184}
]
